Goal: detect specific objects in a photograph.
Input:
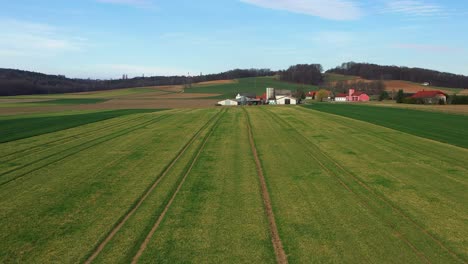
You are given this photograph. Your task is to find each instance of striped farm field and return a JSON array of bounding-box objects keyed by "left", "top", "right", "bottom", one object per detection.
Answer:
[{"left": 0, "top": 106, "right": 466, "bottom": 263}]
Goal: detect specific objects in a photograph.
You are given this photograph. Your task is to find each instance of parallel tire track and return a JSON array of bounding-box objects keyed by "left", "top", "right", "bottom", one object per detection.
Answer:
[
  {"left": 84, "top": 109, "right": 225, "bottom": 264},
  {"left": 130, "top": 109, "right": 226, "bottom": 264},
  {"left": 244, "top": 108, "right": 288, "bottom": 264},
  {"left": 0, "top": 113, "right": 152, "bottom": 162},
  {"left": 266, "top": 107, "right": 465, "bottom": 263},
  {"left": 0, "top": 114, "right": 172, "bottom": 187}
]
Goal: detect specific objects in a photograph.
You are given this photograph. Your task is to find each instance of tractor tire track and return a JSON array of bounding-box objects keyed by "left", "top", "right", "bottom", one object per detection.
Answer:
[
  {"left": 243, "top": 108, "right": 288, "bottom": 264},
  {"left": 296, "top": 107, "right": 468, "bottom": 177},
  {"left": 0, "top": 113, "right": 173, "bottom": 187},
  {"left": 266, "top": 107, "right": 465, "bottom": 263},
  {"left": 84, "top": 109, "right": 225, "bottom": 264},
  {"left": 0, "top": 113, "right": 157, "bottom": 162},
  {"left": 130, "top": 109, "right": 226, "bottom": 264}
]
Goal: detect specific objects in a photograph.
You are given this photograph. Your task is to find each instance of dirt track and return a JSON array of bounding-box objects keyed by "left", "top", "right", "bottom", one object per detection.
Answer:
[{"left": 244, "top": 109, "right": 288, "bottom": 264}]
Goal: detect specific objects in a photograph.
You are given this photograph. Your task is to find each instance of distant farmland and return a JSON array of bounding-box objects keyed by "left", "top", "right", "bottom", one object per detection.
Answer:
[{"left": 0, "top": 106, "right": 466, "bottom": 263}]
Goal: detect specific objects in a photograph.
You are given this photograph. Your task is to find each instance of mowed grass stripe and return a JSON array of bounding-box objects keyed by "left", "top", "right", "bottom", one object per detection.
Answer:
[
  {"left": 0, "top": 109, "right": 218, "bottom": 263},
  {"left": 0, "top": 113, "right": 151, "bottom": 163},
  {"left": 131, "top": 109, "right": 227, "bottom": 263},
  {"left": 136, "top": 108, "right": 276, "bottom": 263},
  {"left": 295, "top": 107, "right": 468, "bottom": 188},
  {"left": 302, "top": 104, "right": 468, "bottom": 149},
  {"left": 244, "top": 108, "right": 288, "bottom": 264},
  {"left": 91, "top": 111, "right": 221, "bottom": 263},
  {"left": 85, "top": 109, "right": 224, "bottom": 264},
  {"left": 0, "top": 109, "right": 159, "bottom": 143},
  {"left": 264, "top": 108, "right": 435, "bottom": 263},
  {"left": 266, "top": 107, "right": 466, "bottom": 263},
  {"left": 0, "top": 113, "right": 173, "bottom": 186},
  {"left": 248, "top": 107, "right": 434, "bottom": 263}
]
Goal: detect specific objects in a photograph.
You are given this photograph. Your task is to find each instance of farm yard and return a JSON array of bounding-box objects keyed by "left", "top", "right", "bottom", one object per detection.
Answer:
[{"left": 0, "top": 105, "right": 467, "bottom": 263}]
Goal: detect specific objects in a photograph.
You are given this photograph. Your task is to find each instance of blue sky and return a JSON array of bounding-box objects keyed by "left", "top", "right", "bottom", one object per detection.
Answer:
[{"left": 0, "top": 0, "right": 467, "bottom": 78}]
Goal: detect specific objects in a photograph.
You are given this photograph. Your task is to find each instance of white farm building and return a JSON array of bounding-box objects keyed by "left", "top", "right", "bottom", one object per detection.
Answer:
[
  {"left": 276, "top": 96, "right": 297, "bottom": 105},
  {"left": 217, "top": 99, "right": 239, "bottom": 106}
]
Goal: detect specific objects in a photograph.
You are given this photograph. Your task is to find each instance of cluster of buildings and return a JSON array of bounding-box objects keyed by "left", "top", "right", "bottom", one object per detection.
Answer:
[{"left": 217, "top": 87, "right": 298, "bottom": 106}]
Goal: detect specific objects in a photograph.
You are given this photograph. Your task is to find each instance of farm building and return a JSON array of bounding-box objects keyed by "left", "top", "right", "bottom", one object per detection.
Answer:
[
  {"left": 335, "top": 93, "right": 348, "bottom": 102},
  {"left": 217, "top": 99, "right": 239, "bottom": 106},
  {"left": 276, "top": 95, "right": 297, "bottom": 105},
  {"left": 306, "top": 91, "right": 316, "bottom": 100},
  {"left": 334, "top": 89, "right": 370, "bottom": 102},
  {"left": 275, "top": 89, "right": 292, "bottom": 97},
  {"left": 411, "top": 90, "right": 447, "bottom": 104},
  {"left": 349, "top": 90, "right": 370, "bottom": 102},
  {"left": 236, "top": 93, "right": 256, "bottom": 100}
]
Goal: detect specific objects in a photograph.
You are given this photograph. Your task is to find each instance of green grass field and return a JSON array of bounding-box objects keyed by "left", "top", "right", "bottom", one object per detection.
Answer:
[
  {"left": 303, "top": 103, "right": 468, "bottom": 148},
  {"left": 0, "top": 109, "right": 161, "bottom": 143},
  {"left": 187, "top": 76, "right": 318, "bottom": 99},
  {"left": 0, "top": 106, "right": 466, "bottom": 263}
]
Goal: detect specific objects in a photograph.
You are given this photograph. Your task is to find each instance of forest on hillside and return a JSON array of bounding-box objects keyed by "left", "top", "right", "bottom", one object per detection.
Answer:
[
  {"left": 328, "top": 62, "right": 468, "bottom": 89},
  {"left": 0, "top": 68, "right": 274, "bottom": 96},
  {"left": 2, "top": 62, "right": 467, "bottom": 96}
]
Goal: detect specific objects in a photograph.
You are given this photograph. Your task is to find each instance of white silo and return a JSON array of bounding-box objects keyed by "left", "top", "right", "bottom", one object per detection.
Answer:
[{"left": 266, "top": 87, "right": 275, "bottom": 100}]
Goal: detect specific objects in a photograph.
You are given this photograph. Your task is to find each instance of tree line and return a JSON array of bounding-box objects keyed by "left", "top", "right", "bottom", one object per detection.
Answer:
[
  {"left": 279, "top": 64, "right": 323, "bottom": 85},
  {"left": 0, "top": 68, "right": 275, "bottom": 96},
  {"left": 327, "top": 62, "right": 468, "bottom": 89}
]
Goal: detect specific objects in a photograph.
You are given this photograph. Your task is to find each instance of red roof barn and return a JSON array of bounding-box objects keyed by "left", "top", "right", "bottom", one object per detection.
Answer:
[{"left": 411, "top": 90, "right": 447, "bottom": 104}]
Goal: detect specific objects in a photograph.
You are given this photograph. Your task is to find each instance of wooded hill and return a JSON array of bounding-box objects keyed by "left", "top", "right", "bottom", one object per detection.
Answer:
[
  {"left": 0, "top": 68, "right": 274, "bottom": 96},
  {"left": 327, "top": 62, "right": 468, "bottom": 89},
  {"left": 1, "top": 62, "right": 467, "bottom": 96}
]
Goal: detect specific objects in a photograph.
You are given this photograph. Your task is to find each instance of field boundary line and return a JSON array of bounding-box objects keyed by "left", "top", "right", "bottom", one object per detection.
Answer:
[
  {"left": 84, "top": 109, "right": 224, "bottom": 264},
  {"left": 130, "top": 108, "right": 227, "bottom": 264},
  {"left": 266, "top": 107, "right": 465, "bottom": 263},
  {"left": 0, "top": 113, "right": 152, "bottom": 162},
  {"left": 243, "top": 108, "right": 288, "bottom": 264},
  {"left": 0, "top": 113, "right": 174, "bottom": 187},
  {"left": 296, "top": 107, "right": 468, "bottom": 186}
]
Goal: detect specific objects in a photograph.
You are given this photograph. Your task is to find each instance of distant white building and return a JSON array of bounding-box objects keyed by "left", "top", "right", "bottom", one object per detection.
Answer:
[
  {"left": 334, "top": 93, "right": 348, "bottom": 102},
  {"left": 217, "top": 99, "right": 239, "bottom": 106},
  {"left": 276, "top": 95, "right": 297, "bottom": 105}
]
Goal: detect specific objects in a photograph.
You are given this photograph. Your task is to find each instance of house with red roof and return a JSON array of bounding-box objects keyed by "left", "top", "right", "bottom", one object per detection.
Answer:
[
  {"left": 334, "top": 89, "right": 370, "bottom": 102},
  {"left": 411, "top": 90, "right": 447, "bottom": 104},
  {"left": 306, "top": 91, "right": 316, "bottom": 99}
]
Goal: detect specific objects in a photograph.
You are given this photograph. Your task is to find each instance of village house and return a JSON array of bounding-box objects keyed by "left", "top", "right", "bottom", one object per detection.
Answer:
[
  {"left": 306, "top": 91, "right": 316, "bottom": 100},
  {"left": 411, "top": 90, "right": 447, "bottom": 104},
  {"left": 334, "top": 89, "right": 370, "bottom": 102}
]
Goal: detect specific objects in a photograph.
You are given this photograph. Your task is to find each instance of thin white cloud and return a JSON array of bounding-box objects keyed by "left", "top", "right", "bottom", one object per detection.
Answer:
[
  {"left": 96, "top": 0, "right": 154, "bottom": 8},
  {"left": 240, "top": 0, "right": 363, "bottom": 20},
  {"left": 0, "top": 19, "right": 86, "bottom": 58},
  {"left": 382, "top": 0, "right": 445, "bottom": 17}
]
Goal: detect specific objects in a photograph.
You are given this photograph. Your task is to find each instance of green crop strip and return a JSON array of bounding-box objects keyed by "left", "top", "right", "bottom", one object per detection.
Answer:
[
  {"left": 302, "top": 103, "right": 468, "bottom": 149},
  {"left": 0, "top": 109, "right": 163, "bottom": 143}
]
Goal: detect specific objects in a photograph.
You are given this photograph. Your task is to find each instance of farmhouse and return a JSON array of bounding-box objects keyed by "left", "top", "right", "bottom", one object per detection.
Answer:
[
  {"left": 334, "top": 89, "right": 370, "bottom": 102},
  {"left": 306, "top": 91, "right": 316, "bottom": 100},
  {"left": 411, "top": 90, "right": 447, "bottom": 104},
  {"left": 217, "top": 99, "right": 239, "bottom": 106}
]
